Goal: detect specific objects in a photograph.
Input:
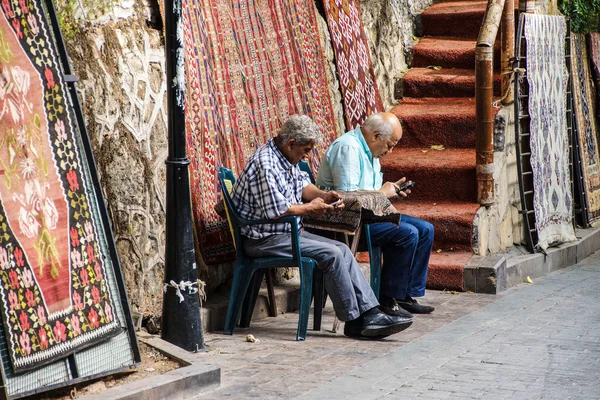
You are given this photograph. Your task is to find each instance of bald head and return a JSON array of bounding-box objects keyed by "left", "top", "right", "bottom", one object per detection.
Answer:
[{"left": 361, "top": 112, "right": 403, "bottom": 158}]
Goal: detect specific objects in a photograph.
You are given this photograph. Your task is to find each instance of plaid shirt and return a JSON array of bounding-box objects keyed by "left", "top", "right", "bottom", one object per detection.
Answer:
[{"left": 232, "top": 139, "right": 311, "bottom": 239}]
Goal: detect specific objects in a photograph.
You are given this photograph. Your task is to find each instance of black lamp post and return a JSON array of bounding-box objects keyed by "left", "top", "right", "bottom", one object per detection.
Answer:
[{"left": 161, "top": 0, "right": 205, "bottom": 351}]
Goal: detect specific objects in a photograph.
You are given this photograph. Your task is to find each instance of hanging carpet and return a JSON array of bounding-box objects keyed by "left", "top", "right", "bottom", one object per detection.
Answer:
[
  {"left": 183, "top": 0, "right": 338, "bottom": 265},
  {"left": 524, "top": 14, "right": 576, "bottom": 249},
  {"left": 322, "top": 0, "right": 383, "bottom": 129},
  {"left": 0, "top": 2, "right": 120, "bottom": 372},
  {"left": 571, "top": 33, "right": 600, "bottom": 225},
  {"left": 588, "top": 33, "right": 600, "bottom": 125}
]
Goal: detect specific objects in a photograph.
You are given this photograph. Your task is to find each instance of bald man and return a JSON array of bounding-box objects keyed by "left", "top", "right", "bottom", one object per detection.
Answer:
[{"left": 317, "top": 112, "right": 435, "bottom": 319}]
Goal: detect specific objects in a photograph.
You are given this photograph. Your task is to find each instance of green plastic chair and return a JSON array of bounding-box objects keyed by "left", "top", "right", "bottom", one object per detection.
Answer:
[
  {"left": 218, "top": 167, "right": 317, "bottom": 341},
  {"left": 298, "top": 161, "right": 382, "bottom": 328}
]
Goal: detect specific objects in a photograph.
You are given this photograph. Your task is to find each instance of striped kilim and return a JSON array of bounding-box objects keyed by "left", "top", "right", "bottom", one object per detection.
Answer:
[
  {"left": 323, "top": 0, "right": 383, "bottom": 129},
  {"left": 524, "top": 15, "right": 576, "bottom": 249},
  {"left": 572, "top": 33, "right": 600, "bottom": 226},
  {"left": 183, "top": 0, "right": 338, "bottom": 264},
  {"left": 0, "top": 0, "right": 121, "bottom": 372}
]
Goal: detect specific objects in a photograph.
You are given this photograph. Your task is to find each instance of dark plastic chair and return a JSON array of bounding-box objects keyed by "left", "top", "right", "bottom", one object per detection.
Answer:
[
  {"left": 218, "top": 167, "right": 317, "bottom": 341},
  {"left": 298, "top": 161, "right": 382, "bottom": 326}
]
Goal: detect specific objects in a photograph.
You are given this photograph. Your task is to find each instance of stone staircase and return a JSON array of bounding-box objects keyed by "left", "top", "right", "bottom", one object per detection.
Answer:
[{"left": 378, "top": 0, "right": 505, "bottom": 290}]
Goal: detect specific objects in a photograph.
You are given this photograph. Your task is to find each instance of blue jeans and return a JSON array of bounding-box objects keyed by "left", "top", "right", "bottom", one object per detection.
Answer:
[{"left": 369, "top": 215, "right": 434, "bottom": 300}]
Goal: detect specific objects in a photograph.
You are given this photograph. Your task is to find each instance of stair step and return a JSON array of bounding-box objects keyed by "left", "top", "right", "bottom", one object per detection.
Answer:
[
  {"left": 403, "top": 68, "right": 501, "bottom": 98},
  {"left": 421, "top": 0, "right": 488, "bottom": 38},
  {"left": 392, "top": 200, "right": 479, "bottom": 251},
  {"left": 421, "top": 0, "right": 519, "bottom": 38},
  {"left": 413, "top": 37, "right": 500, "bottom": 69},
  {"left": 357, "top": 251, "right": 473, "bottom": 290},
  {"left": 381, "top": 148, "right": 476, "bottom": 202},
  {"left": 356, "top": 249, "right": 471, "bottom": 291},
  {"left": 392, "top": 97, "right": 476, "bottom": 148},
  {"left": 427, "top": 251, "right": 472, "bottom": 290}
]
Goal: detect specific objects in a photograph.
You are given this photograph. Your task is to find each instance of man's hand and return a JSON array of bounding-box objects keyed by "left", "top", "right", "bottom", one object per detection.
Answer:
[
  {"left": 321, "top": 191, "right": 345, "bottom": 211},
  {"left": 379, "top": 177, "right": 407, "bottom": 199},
  {"left": 305, "top": 197, "right": 335, "bottom": 217}
]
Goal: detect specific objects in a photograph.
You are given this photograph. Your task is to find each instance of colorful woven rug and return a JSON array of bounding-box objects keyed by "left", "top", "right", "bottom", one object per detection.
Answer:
[
  {"left": 303, "top": 191, "right": 401, "bottom": 233},
  {"left": 323, "top": 0, "right": 383, "bottom": 129},
  {"left": 589, "top": 33, "right": 600, "bottom": 124},
  {"left": 183, "top": 0, "right": 338, "bottom": 265},
  {"left": 571, "top": 33, "right": 600, "bottom": 226},
  {"left": 524, "top": 15, "right": 576, "bottom": 249},
  {"left": 0, "top": 2, "right": 120, "bottom": 372}
]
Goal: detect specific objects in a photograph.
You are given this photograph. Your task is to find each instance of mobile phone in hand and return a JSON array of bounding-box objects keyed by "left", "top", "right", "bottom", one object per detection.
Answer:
[
  {"left": 329, "top": 199, "right": 343, "bottom": 206},
  {"left": 396, "top": 180, "right": 415, "bottom": 194}
]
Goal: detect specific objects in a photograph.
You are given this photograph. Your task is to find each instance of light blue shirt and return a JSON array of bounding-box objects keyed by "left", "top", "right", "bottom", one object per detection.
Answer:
[{"left": 316, "top": 127, "right": 383, "bottom": 191}]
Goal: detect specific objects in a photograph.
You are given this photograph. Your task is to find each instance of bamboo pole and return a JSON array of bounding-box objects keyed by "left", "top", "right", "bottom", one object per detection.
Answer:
[{"left": 501, "top": 0, "right": 515, "bottom": 105}]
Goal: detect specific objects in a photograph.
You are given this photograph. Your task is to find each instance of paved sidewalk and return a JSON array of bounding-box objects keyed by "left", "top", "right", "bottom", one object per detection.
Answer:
[
  {"left": 302, "top": 251, "right": 600, "bottom": 400},
  {"left": 194, "top": 250, "right": 600, "bottom": 399},
  {"left": 194, "top": 288, "right": 497, "bottom": 398}
]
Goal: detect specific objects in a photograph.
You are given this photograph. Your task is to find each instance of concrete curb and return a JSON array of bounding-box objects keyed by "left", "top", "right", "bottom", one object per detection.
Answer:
[
  {"left": 464, "top": 226, "right": 600, "bottom": 293},
  {"left": 504, "top": 226, "right": 600, "bottom": 288},
  {"left": 81, "top": 337, "right": 220, "bottom": 400}
]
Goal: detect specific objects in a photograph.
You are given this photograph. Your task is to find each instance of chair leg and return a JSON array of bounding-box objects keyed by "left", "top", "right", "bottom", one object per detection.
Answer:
[
  {"left": 370, "top": 246, "right": 382, "bottom": 299},
  {"left": 224, "top": 264, "right": 255, "bottom": 335},
  {"left": 312, "top": 268, "right": 324, "bottom": 331},
  {"left": 297, "top": 260, "right": 315, "bottom": 341},
  {"left": 239, "top": 269, "right": 264, "bottom": 328},
  {"left": 364, "top": 225, "right": 382, "bottom": 299},
  {"left": 265, "top": 269, "right": 277, "bottom": 317}
]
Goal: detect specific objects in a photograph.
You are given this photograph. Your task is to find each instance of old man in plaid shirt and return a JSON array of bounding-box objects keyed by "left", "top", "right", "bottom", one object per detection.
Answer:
[{"left": 232, "top": 115, "right": 412, "bottom": 339}]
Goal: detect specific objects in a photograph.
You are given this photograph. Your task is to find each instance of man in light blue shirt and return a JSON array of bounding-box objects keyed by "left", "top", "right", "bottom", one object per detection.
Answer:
[{"left": 317, "top": 112, "right": 435, "bottom": 316}]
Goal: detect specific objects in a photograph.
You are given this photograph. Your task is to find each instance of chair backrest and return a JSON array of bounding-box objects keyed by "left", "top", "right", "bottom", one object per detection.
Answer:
[
  {"left": 298, "top": 161, "right": 315, "bottom": 184},
  {"left": 218, "top": 167, "right": 243, "bottom": 250}
]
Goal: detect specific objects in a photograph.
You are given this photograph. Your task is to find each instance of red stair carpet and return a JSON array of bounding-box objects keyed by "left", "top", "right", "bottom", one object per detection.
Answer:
[{"left": 365, "top": 0, "right": 508, "bottom": 290}]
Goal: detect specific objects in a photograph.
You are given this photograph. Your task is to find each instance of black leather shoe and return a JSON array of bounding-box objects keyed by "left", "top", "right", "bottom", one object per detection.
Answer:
[
  {"left": 343, "top": 316, "right": 364, "bottom": 338},
  {"left": 397, "top": 297, "right": 435, "bottom": 314},
  {"left": 379, "top": 297, "right": 413, "bottom": 319},
  {"left": 360, "top": 311, "right": 412, "bottom": 338}
]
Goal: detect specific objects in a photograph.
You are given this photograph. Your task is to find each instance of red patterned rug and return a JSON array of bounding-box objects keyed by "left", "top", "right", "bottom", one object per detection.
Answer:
[
  {"left": 322, "top": 0, "right": 383, "bottom": 128},
  {"left": 183, "top": 0, "right": 338, "bottom": 265},
  {"left": 0, "top": 2, "right": 120, "bottom": 372}
]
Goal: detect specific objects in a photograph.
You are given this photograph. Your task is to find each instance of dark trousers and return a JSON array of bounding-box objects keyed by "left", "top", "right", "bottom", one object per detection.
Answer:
[{"left": 369, "top": 215, "right": 434, "bottom": 300}]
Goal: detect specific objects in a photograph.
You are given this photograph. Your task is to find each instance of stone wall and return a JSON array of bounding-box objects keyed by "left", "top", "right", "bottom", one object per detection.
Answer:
[
  {"left": 66, "top": 7, "right": 168, "bottom": 318},
  {"left": 360, "top": 0, "right": 435, "bottom": 110},
  {"left": 472, "top": 106, "right": 524, "bottom": 255}
]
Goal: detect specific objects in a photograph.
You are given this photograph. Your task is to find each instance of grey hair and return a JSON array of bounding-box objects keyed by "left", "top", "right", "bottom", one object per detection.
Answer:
[
  {"left": 276, "top": 115, "right": 322, "bottom": 145},
  {"left": 362, "top": 113, "right": 393, "bottom": 141}
]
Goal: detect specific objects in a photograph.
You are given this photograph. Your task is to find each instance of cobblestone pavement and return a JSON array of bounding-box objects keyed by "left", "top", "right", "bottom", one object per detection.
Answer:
[
  {"left": 194, "top": 286, "right": 497, "bottom": 398},
  {"left": 301, "top": 252, "right": 600, "bottom": 400},
  {"left": 194, "top": 251, "right": 600, "bottom": 399}
]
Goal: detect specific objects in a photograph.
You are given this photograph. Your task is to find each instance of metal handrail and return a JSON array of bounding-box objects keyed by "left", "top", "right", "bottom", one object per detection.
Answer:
[{"left": 475, "top": 0, "right": 515, "bottom": 205}]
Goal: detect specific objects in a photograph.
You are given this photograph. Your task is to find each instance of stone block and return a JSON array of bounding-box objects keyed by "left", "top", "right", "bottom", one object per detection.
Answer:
[
  {"left": 486, "top": 208, "right": 501, "bottom": 254},
  {"left": 511, "top": 205, "right": 524, "bottom": 246},
  {"left": 505, "top": 240, "right": 578, "bottom": 288},
  {"left": 499, "top": 214, "right": 514, "bottom": 251},
  {"left": 251, "top": 285, "right": 300, "bottom": 320},
  {"left": 472, "top": 207, "right": 488, "bottom": 256},
  {"left": 84, "top": 337, "right": 221, "bottom": 400},
  {"left": 575, "top": 227, "right": 600, "bottom": 263},
  {"left": 463, "top": 255, "right": 506, "bottom": 294}
]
